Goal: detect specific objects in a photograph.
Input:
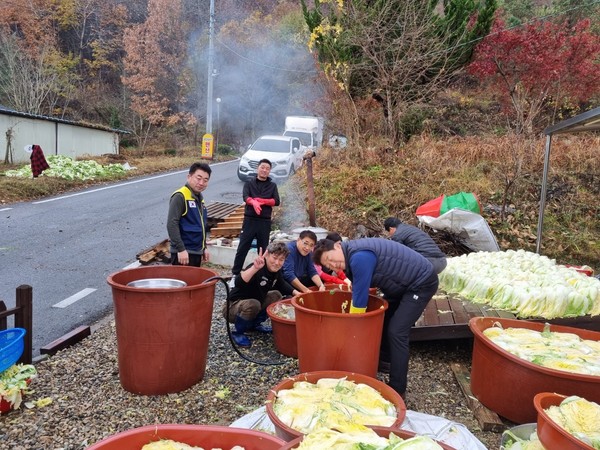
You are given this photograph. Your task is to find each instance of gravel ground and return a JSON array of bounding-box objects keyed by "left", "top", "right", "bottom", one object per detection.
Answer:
[{"left": 0, "top": 272, "right": 508, "bottom": 450}]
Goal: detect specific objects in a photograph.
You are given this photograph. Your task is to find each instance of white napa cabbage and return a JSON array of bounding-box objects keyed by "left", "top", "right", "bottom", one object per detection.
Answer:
[{"left": 439, "top": 250, "right": 600, "bottom": 319}]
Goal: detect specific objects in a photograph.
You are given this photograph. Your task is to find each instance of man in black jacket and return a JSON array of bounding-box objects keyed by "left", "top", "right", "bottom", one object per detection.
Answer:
[
  {"left": 231, "top": 159, "right": 280, "bottom": 283},
  {"left": 223, "top": 241, "right": 299, "bottom": 347}
]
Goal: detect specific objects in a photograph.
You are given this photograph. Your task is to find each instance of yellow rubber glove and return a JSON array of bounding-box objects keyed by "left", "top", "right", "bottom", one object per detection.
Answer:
[{"left": 349, "top": 305, "right": 366, "bottom": 314}]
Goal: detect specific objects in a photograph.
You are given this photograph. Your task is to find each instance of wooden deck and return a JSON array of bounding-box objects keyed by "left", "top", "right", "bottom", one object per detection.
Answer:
[{"left": 410, "top": 291, "right": 600, "bottom": 342}]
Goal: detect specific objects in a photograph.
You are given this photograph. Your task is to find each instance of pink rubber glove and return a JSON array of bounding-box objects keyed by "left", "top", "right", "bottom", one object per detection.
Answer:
[
  {"left": 256, "top": 198, "right": 276, "bottom": 206},
  {"left": 246, "top": 197, "right": 262, "bottom": 215}
]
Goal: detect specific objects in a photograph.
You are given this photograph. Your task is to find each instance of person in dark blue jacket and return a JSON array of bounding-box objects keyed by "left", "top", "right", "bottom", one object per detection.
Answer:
[
  {"left": 313, "top": 237, "right": 439, "bottom": 399},
  {"left": 384, "top": 217, "right": 447, "bottom": 274},
  {"left": 167, "top": 162, "right": 211, "bottom": 266},
  {"left": 282, "top": 230, "right": 326, "bottom": 293}
]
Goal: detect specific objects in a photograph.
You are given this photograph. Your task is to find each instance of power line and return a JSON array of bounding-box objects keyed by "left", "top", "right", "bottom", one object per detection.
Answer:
[{"left": 216, "top": 37, "right": 317, "bottom": 74}]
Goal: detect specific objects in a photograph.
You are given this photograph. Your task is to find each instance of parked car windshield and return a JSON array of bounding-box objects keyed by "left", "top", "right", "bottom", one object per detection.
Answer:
[
  {"left": 283, "top": 131, "right": 311, "bottom": 146},
  {"left": 252, "top": 138, "right": 291, "bottom": 153}
]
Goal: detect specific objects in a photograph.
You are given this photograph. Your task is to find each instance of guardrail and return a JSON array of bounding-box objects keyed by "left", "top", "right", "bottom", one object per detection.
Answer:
[{"left": 0, "top": 285, "right": 33, "bottom": 364}]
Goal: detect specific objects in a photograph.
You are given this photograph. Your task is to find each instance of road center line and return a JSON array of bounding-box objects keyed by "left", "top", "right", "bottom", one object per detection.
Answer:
[
  {"left": 32, "top": 159, "right": 237, "bottom": 204},
  {"left": 0, "top": 207, "right": 12, "bottom": 211},
  {"left": 53, "top": 288, "right": 97, "bottom": 308}
]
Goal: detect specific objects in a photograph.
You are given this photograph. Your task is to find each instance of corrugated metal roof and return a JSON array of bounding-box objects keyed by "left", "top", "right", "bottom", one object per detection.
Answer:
[{"left": 0, "top": 105, "right": 131, "bottom": 134}]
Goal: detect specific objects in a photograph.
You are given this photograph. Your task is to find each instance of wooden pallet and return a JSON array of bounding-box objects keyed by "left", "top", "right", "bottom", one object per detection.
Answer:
[
  {"left": 207, "top": 202, "right": 245, "bottom": 238},
  {"left": 410, "top": 291, "right": 600, "bottom": 342}
]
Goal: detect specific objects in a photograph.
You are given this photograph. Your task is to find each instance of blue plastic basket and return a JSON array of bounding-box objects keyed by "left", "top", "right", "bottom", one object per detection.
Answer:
[{"left": 0, "top": 328, "right": 26, "bottom": 374}]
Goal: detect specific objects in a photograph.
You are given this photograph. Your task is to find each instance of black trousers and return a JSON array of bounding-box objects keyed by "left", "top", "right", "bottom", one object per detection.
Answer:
[{"left": 231, "top": 217, "right": 271, "bottom": 275}]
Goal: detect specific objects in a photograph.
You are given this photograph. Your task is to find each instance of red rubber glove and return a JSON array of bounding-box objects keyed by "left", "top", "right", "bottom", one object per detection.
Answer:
[
  {"left": 246, "top": 197, "right": 262, "bottom": 215},
  {"left": 256, "top": 198, "right": 276, "bottom": 206}
]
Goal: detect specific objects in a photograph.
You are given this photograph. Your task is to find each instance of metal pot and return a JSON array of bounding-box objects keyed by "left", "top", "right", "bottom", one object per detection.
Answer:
[{"left": 126, "top": 278, "right": 187, "bottom": 289}]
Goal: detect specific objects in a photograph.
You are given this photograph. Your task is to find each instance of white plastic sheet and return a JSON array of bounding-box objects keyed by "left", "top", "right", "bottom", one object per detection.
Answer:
[
  {"left": 230, "top": 406, "right": 489, "bottom": 449},
  {"left": 418, "top": 209, "right": 499, "bottom": 253}
]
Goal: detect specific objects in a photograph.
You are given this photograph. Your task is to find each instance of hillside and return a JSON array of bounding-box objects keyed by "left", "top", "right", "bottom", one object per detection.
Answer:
[{"left": 277, "top": 133, "right": 599, "bottom": 269}]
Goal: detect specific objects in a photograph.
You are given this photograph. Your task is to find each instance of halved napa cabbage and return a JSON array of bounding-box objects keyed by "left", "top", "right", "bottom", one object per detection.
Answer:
[
  {"left": 273, "top": 377, "right": 397, "bottom": 434},
  {"left": 482, "top": 325, "right": 600, "bottom": 376},
  {"left": 439, "top": 250, "right": 600, "bottom": 319}
]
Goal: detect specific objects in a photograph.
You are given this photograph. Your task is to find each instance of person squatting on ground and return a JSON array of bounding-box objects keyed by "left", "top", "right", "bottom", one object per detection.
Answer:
[
  {"left": 313, "top": 237, "right": 439, "bottom": 399},
  {"left": 384, "top": 217, "right": 447, "bottom": 274},
  {"left": 282, "top": 230, "right": 326, "bottom": 293},
  {"left": 223, "top": 241, "right": 300, "bottom": 347},
  {"left": 167, "top": 162, "right": 212, "bottom": 267},
  {"left": 314, "top": 231, "right": 352, "bottom": 288},
  {"left": 231, "top": 159, "right": 280, "bottom": 281}
]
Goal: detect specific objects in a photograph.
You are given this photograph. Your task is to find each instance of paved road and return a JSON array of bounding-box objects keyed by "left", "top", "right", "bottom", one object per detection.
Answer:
[{"left": 0, "top": 159, "right": 242, "bottom": 356}]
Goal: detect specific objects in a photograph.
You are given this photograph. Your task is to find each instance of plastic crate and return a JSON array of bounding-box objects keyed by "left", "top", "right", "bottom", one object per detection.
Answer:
[{"left": 0, "top": 328, "right": 26, "bottom": 374}]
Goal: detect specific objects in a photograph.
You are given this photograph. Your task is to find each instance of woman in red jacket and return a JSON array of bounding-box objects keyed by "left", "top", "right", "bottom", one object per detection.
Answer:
[{"left": 315, "top": 232, "right": 352, "bottom": 288}]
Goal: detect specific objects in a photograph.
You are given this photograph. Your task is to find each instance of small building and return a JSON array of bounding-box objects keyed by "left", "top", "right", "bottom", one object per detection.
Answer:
[{"left": 0, "top": 106, "right": 129, "bottom": 164}]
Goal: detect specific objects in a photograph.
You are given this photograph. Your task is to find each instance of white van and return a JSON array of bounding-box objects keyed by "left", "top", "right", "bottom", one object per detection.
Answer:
[
  {"left": 282, "top": 116, "right": 324, "bottom": 154},
  {"left": 237, "top": 135, "right": 303, "bottom": 183}
]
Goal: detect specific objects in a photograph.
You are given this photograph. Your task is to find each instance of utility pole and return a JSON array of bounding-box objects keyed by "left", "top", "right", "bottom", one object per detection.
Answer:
[{"left": 206, "top": 0, "right": 215, "bottom": 134}]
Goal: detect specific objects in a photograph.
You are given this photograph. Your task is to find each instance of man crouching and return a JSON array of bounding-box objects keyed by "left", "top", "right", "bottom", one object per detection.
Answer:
[{"left": 222, "top": 241, "right": 301, "bottom": 347}]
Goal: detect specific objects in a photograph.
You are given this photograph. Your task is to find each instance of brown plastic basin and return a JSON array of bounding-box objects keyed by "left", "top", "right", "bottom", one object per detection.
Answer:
[
  {"left": 265, "top": 370, "right": 406, "bottom": 442},
  {"left": 469, "top": 317, "right": 600, "bottom": 424},
  {"left": 292, "top": 290, "right": 387, "bottom": 377},
  {"left": 86, "top": 424, "right": 285, "bottom": 449},
  {"left": 534, "top": 392, "right": 595, "bottom": 450},
  {"left": 107, "top": 265, "right": 218, "bottom": 395},
  {"left": 278, "top": 426, "right": 456, "bottom": 449},
  {"left": 267, "top": 298, "right": 297, "bottom": 358}
]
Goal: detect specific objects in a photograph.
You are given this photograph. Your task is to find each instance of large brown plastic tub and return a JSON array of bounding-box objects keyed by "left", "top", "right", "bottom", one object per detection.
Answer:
[
  {"left": 534, "top": 392, "right": 595, "bottom": 450},
  {"left": 265, "top": 370, "right": 406, "bottom": 442},
  {"left": 279, "top": 426, "right": 456, "bottom": 449},
  {"left": 267, "top": 298, "right": 297, "bottom": 358},
  {"left": 86, "top": 424, "right": 285, "bottom": 449},
  {"left": 292, "top": 290, "right": 387, "bottom": 377},
  {"left": 469, "top": 317, "right": 600, "bottom": 424},
  {"left": 107, "top": 265, "right": 218, "bottom": 395}
]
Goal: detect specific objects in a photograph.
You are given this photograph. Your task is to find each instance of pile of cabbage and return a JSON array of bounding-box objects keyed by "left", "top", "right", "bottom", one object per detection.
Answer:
[
  {"left": 270, "top": 301, "right": 295, "bottom": 321},
  {"left": 142, "top": 442, "right": 244, "bottom": 450},
  {"left": 0, "top": 363, "right": 37, "bottom": 410},
  {"left": 544, "top": 395, "right": 600, "bottom": 448},
  {"left": 272, "top": 377, "right": 397, "bottom": 434},
  {"left": 483, "top": 324, "right": 600, "bottom": 376},
  {"left": 502, "top": 428, "right": 544, "bottom": 450},
  {"left": 295, "top": 427, "right": 444, "bottom": 449},
  {"left": 439, "top": 250, "right": 600, "bottom": 319},
  {"left": 3, "top": 155, "right": 126, "bottom": 180}
]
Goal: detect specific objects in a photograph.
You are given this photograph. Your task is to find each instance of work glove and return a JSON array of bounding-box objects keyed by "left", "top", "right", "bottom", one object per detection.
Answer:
[
  {"left": 256, "top": 198, "right": 276, "bottom": 206},
  {"left": 246, "top": 197, "right": 262, "bottom": 215},
  {"left": 349, "top": 305, "right": 366, "bottom": 314}
]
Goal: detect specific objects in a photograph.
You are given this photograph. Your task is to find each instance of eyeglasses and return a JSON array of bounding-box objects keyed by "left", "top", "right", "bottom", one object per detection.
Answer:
[{"left": 300, "top": 240, "right": 315, "bottom": 249}]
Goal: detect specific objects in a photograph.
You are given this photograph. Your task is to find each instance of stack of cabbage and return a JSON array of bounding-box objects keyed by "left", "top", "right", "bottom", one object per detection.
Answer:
[
  {"left": 3, "top": 155, "right": 126, "bottom": 180},
  {"left": 272, "top": 378, "right": 397, "bottom": 434},
  {"left": 483, "top": 325, "right": 600, "bottom": 376},
  {"left": 439, "top": 249, "right": 600, "bottom": 319},
  {"left": 544, "top": 395, "right": 600, "bottom": 448},
  {"left": 0, "top": 363, "right": 37, "bottom": 410},
  {"left": 142, "top": 442, "right": 244, "bottom": 450},
  {"left": 295, "top": 427, "right": 444, "bottom": 449}
]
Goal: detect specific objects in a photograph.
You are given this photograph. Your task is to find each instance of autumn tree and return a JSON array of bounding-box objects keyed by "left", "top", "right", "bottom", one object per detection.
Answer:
[
  {"left": 122, "top": 0, "right": 195, "bottom": 148},
  {"left": 301, "top": 0, "right": 497, "bottom": 143},
  {"left": 469, "top": 17, "right": 600, "bottom": 135}
]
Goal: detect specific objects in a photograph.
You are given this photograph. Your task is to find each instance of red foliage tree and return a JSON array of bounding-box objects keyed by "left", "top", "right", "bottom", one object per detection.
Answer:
[{"left": 469, "top": 17, "right": 600, "bottom": 134}]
